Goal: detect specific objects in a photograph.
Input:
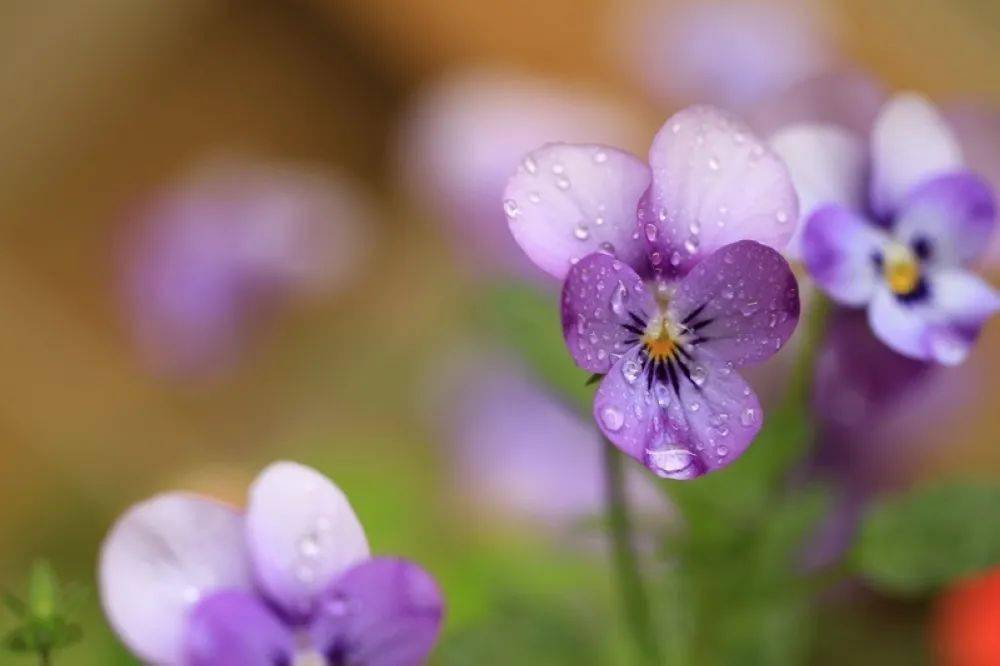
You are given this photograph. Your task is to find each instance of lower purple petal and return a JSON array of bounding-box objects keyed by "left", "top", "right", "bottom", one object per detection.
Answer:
[
  {"left": 594, "top": 348, "right": 763, "bottom": 479},
  {"left": 561, "top": 252, "right": 657, "bottom": 373},
  {"left": 802, "top": 204, "right": 889, "bottom": 306},
  {"left": 867, "top": 270, "right": 1000, "bottom": 365},
  {"left": 183, "top": 590, "right": 294, "bottom": 666},
  {"left": 310, "top": 558, "right": 444, "bottom": 666}
]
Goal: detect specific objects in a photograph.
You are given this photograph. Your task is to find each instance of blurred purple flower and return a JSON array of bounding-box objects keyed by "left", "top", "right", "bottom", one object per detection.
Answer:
[
  {"left": 774, "top": 93, "right": 1000, "bottom": 364},
  {"left": 946, "top": 103, "right": 1000, "bottom": 268},
  {"left": 440, "top": 358, "right": 664, "bottom": 527},
  {"left": 503, "top": 106, "right": 801, "bottom": 479},
  {"left": 801, "top": 308, "right": 971, "bottom": 567},
  {"left": 395, "top": 68, "right": 646, "bottom": 281},
  {"left": 618, "top": 0, "right": 837, "bottom": 110},
  {"left": 121, "top": 161, "right": 372, "bottom": 378},
  {"left": 99, "top": 461, "right": 443, "bottom": 665}
]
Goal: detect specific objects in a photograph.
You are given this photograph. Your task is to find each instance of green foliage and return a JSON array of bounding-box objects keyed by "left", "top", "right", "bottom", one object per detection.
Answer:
[
  {"left": 851, "top": 481, "right": 1000, "bottom": 596},
  {"left": 2, "top": 560, "right": 84, "bottom": 660},
  {"left": 434, "top": 595, "right": 605, "bottom": 666}
]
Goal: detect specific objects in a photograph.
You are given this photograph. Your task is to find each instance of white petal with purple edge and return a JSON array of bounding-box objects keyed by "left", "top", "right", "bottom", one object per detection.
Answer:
[
  {"left": 867, "top": 270, "right": 1000, "bottom": 365},
  {"left": 561, "top": 252, "right": 657, "bottom": 373},
  {"left": 769, "top": 124, "right": 867, "bottom": 259},
  {"left": 870, "top": 93, "right": 963, "bottom": 217},
  {"left": 645, "top": 106, "right": 799, "bottom": 273},
  {"left": 99, "top": 494, "right": 253, "bottom": 664},
  {"left": 504, "top": 143, "right": 651, "bottom": 279},
  {"left": 802, "top": 204, "right": 890, "bottom": 306},
  {"left": 246, "top": 461, "right": 369, "bottom": 619},
  {"left": 892, "top": 172, "right": 996, "bottom": 268}
]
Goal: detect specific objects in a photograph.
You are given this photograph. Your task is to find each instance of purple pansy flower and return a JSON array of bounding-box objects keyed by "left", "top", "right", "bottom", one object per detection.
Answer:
[
  {"left": 99, "top": 461, "right": 443, "bottom": 665},
  {"left": 773, "top": 93, "right": 1000, "bottom": 364},
  {"left": 503, "top": 106, "right": 801, "bottom": 479}
]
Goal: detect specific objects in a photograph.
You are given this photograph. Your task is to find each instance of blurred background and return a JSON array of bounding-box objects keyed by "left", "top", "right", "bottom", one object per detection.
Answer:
[{"left": 0, "top": 0, "right": 998, "bottom": 663}]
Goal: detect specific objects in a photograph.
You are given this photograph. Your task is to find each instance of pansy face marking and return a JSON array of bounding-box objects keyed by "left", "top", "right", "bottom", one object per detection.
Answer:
[
  {"left": 505, "top": 104, "right": 802, "bottom": 479},
  {"left": 775, "top": 93, "right": 1000, "bottom": 365}
]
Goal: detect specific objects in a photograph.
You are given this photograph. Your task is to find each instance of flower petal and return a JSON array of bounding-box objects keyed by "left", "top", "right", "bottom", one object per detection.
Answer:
[
  {"left": 644, "top": 106, "right": 799, "bottom": 274},
  {"left": 310, "top": 558, "right": 444, "bottom": 666},
  {"left": 893, "top": 171, "right": 997, "bottom": 268},
  {"left": 870, "top": 93, "right": 963, "bottom": 218},
  {"left": 246, "top": 461, "right": 370, "bottom": 620},
  {"left": 183, "top": 590, "right": 294, "bottom": 666},
  {"left": 802, "top": 204, "right": 890, "bottom": 306},
  {"left": 98, "top": 494, "right": 253, "bottom": 664},
  {"left": 868, "top": 271, "right": 1000, "bottom": 365},
  {"left": 561, "top": 252, "right": 657, "bottom": 373},
  {"left": 593, "top": 347, "right": 763, "bottom": 479},
  {"left": 503, "top": 143, "right": 651, "bottom": 279},
  {"left": 668, "top": 241, "right": 800, "bottom": 366},
  {"left": 769, "top": 124, "right": 867, "bottom": 258}
]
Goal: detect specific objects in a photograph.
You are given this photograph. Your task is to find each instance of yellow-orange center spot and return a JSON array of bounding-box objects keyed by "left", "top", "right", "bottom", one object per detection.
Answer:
[
  {"left": 645, "top": 336, "right": 677, "bottom": 361},
  {"left": 883, "top": 243, "right": 921, "bottom": 295}
]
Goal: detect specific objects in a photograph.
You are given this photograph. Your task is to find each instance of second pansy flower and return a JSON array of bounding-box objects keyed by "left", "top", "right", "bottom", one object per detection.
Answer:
[{"left": 503, "top": 106, "right": 801, "bottom": 479}]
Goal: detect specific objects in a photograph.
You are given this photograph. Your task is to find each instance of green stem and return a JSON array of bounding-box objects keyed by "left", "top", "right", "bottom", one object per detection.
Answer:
[
  {"left": 603, "top": 440, "right": 660, "bottom": 665},
  {"left": 39, "top": 649, "right": 51, "bottom": 666}
]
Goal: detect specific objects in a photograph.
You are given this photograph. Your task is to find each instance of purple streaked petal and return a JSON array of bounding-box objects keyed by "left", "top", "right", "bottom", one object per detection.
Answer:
[
  {"left": 667, "top": 241, "right": 800, "bottom": 367},
  {"left": 183, "top": 590, "right": 294, "bottom": 666},
  {"left": 769, "top": 124, "right": 867, "bottom": 259},
  {"left": 246, "top": 462, "right": 370, "bottom": 620},
  {"left": 310, "top": 558, "right": 444, "bottom": 666},
  {"left": 561, "top": 252, "right": 657, "bottom": 373},
  {"left": 594, "top": 347, "right": 763, "bottom": 479},
  {"left": 644, "top": 106, "right": 799, "bottom": 274},
  {"left": 504, "top": 143, "right": 651, "bottom": 280},
  {"left": 870, "top": 93, "right": 963, "bottom": 218},
  {"left": 802, "top": 204, "right": 890, "bottom": 306},
  {"left": 893, "top": 171, "right": 996, "bottom": 268},
  {"left": 99, "top": 494, "right": 253, "bottom": 664},
  {"left": 868, "top": 270, "right": 1000, "bottom": 365}
]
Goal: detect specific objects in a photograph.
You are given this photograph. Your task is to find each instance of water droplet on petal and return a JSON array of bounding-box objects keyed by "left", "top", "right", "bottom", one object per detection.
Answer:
[
  {"left": 574, "top": 223, "right": 590, "bottom": 240},
  {"left": 523, "top": 156, "right": 538, "bottom": 174},
  {"left": 556, "top": 176, "right": 571, "bottom": 190},
  {"left": 503, "top": 198, "right": 520, "bottom": 219},
  {"left": 645, "top": 447, "right": 696, "bottom": 478},
  {"left": 610, "top": 280, "right": 629, "bottom": 316},
  {"left": 622, "top": 359, "right": 642, "bottom": 383},
  {"left": 601, "top": 406, "right": 625, "bottom": 431},
  {"left": 593, "top": 150, "right": 608, "bottom": 163},
  {"left": 740, "top": 407, "right": 757, "bottom": 427}
]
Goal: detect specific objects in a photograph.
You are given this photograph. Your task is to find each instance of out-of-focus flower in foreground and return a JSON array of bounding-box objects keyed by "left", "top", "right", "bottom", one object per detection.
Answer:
[
  {"left": 934, "top": 565, "right": 1000, "bottom": 666},
  {"left": 99, "top": 461, "right": 443, "bottom": 665},
  {"left": 395, "top": 68, "right": 646, "bottom": 281},
  {"left": 775, "top": 93, "right": 1000, "bottom": 364},
  {"left": 120, "top": 161, "right": 372, "bottom": 378},
  {"left": 503, "top": 106, "right": 800, "bottom": 479},
  {"left": 617, "top": 0, "right": 837, "bottom": 111}
]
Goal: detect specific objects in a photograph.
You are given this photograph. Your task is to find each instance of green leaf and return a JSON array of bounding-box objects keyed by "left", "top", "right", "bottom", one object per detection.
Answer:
[
  {"left": 851, "top": 481, "right": 1000, "bottom": 596},
  {"left": 29, "top": 560, "right": 58, "bottom": 620},
  {"left": 1, "top": 591, "right": 27, "bottom": 618}
]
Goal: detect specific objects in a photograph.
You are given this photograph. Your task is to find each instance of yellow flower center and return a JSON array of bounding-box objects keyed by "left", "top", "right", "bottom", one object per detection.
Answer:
[
  {"left": 883, "top": 243, "right": 921, "bottom": 296},
  {"left": 642, "top": 317, "right": 681, "bottom": 362}
]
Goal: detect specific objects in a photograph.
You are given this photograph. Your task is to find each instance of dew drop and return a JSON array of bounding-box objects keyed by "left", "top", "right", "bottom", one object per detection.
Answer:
[
  {"left": 574, "top": 223, "right": 590, "bottom": 240},
  {"left": 740, "top": 407, "right": 757, "bottom": 427},
  {"left": 503, "top": 198, "right": 520, "bottom": 219},
  {"left": 593, "top": 150, "right": 608, "bottom": 163},
  {"left": 621, "top": 359, "right": 642, "bottom": 383},
  {"left": 610, "top": 280, "right": 629, "bottom": 315},
  {"left": 645, "top": 223, "right": 658, "bottom": 242},
  {"left": 601, "top": 406, "right": 625, "bottom": 431},
  {"left": 645, "top": 447, "right": 696, "bottom": 478},
  {"left": 528, "top": 191, "right": 541, "bottom": 204},
  {"left": 523, "top": 156, "right": 538, "bottom": 174},
  {"left": 556, "top": 176, "right": 571, "bottom": 190}
]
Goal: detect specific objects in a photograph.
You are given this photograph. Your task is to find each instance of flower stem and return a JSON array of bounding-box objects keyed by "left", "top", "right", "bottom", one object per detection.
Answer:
[{"left": 602, "top": 439, "right": 660, "bottom": 665}]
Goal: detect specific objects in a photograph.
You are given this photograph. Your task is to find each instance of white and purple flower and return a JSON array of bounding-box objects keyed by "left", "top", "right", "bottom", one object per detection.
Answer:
[
  {"left": 773, "top": 93, "right": 1000, "bottom": 364},
  {"left": 503, "top": 106, "right": 801, "bottom": 479},
  {"left": 99, "top": 461, "right": 443, "bottom": 665}
]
